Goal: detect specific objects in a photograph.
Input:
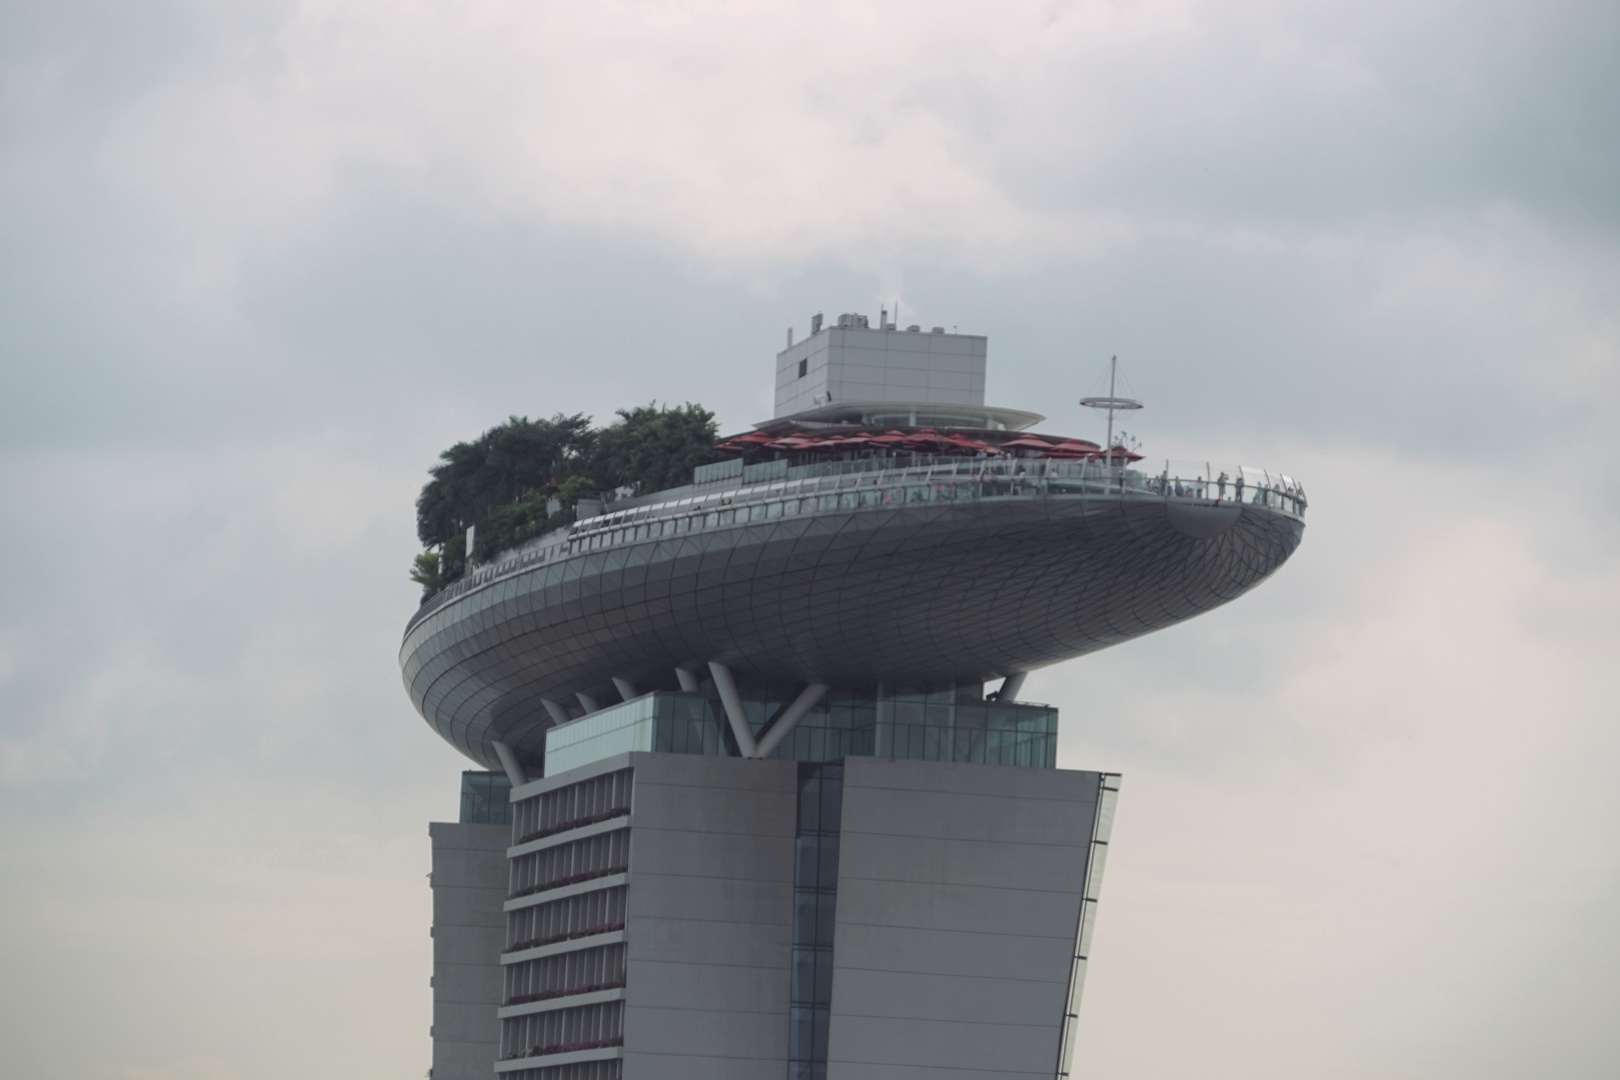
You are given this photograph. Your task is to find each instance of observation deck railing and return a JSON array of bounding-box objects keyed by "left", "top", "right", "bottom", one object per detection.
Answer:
[{"left": 406, "top": 456, "right": 1305, "bottom": 631}]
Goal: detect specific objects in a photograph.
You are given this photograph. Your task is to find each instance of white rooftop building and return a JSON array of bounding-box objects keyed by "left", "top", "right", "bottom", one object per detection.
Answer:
[{"left": 774, "top": 313, "right": 988, "bottom": 421}]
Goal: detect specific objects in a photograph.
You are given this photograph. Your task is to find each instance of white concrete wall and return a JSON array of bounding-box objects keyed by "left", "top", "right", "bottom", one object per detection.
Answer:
[
  {"left": 484, "top": 751, "right": 1106, "bottom": 1079},
  {"left": 430, "top": 821, "right": 511, "bottom": 1080},
  {"left": 621, "top": 753, "right": 798, "bottom": 1080},
  {"left": 826, "top": 758, "right": 1100, "bottom": 1080},
  {"left": 775, "top": 327, "right": 988, "bottom": 418}
]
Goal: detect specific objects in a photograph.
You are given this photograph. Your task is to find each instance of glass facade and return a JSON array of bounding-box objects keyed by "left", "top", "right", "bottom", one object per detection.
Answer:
[
  {"left": 652, "top": 685, "right": 1057, "bottom": 768},
  {"left": 545, "top": 696, "right": 662, "bottom": 775},
  {"left": 460, "top": 770, "right": 513, "bottom": 824},
  {"left": 1057, "top": 773, "right": 1121, "bottom": 1078},
  {"left": 543, "top": 686, "right": 1057, "bottom": 778},
  {"left": 788, "top": 762, "right": 843, "bottom": 1080}
]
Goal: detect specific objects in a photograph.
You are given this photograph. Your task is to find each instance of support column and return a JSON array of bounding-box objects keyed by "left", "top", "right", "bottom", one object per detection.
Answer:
[
  {"left": 707, "top": 661, "right": 758, "bottom": 757},
  {"left": 490, "top": 741, "right": 527, "bottom": 787},
  {"left": 612, "top": 677, "right": 638, "bottom": 702},
  {"left": 576, "top": 692, "right": 600, "bottom": 714},
  {"left": 540, "top": 698, "right": 572, "bottom": 727},
  {"left": 755, "top": 683, "right": 830, "bottom": 759},
  {"left": 997, "top": 671, "right": 1028, "bottom": 702}
]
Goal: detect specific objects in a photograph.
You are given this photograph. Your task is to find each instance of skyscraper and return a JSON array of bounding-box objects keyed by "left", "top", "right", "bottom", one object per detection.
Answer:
[{"left": 404, "top": 316, "right": 1306, "bottom": 1079}]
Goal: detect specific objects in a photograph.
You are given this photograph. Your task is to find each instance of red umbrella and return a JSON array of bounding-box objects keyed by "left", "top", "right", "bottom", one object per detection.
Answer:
[
  {"left": 999, "top": 435, "right": 1055, "bottom": 451},
  {"left": 945, "top": 432, "right": 1001, "bottom": 455},
  {"left": 714, "top": 430, "right": 774, "bottom": 452},
  {"left": 868, "top": 429, "right": 910, "bottom": 446},
  {"left": 901, "top": 429, "right": 949, "bottom": 451}
]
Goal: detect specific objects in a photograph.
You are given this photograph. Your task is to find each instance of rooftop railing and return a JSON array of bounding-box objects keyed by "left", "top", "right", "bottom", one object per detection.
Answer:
[
  {"left": 406, "top": 456, "right": 1305, "bottom": 630},
  {"left": 572, "top": 456, "right": 1305, "bottom": 540}
]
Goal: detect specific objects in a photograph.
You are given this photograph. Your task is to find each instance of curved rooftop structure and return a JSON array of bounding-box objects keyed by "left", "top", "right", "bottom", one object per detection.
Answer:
[{"left": 400, "top": 317, "right": 1306, "bottom": 774}]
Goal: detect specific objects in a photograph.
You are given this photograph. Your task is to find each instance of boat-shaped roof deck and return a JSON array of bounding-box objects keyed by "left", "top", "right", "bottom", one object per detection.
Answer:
[{"left": 406, "top": 453, "right": 1305, "bottom": 635}]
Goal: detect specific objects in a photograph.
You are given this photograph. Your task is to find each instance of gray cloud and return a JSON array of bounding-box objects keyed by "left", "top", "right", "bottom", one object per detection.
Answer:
[{"left": 1, "top": 1, "right": 1617, "bottom": 1077}]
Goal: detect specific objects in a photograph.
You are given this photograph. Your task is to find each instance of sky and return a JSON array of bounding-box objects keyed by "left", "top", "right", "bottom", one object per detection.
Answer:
[{"left": 1, "top": 1, "right": 1617, "bottom": 1078}]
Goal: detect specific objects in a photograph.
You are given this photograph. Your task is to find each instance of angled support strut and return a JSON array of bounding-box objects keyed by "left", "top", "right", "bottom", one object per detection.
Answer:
[
  {"left": 755, "top": 683, "right": 830, "bottom": 759},
  {"left": 998, "top": 671, "right": 1028, "bottom": 702},
  {"left": 707, "top": 661, "right": 758, "bottom": 758},
  {"left": 491, "top": 740, "right": 528, "bottom": 788}
]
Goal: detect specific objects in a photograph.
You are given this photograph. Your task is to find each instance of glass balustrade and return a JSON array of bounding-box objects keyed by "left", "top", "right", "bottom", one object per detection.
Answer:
[
  {"left": 411, "top": 454, "right": 1306, "bottom": 619},
  {"left": 569, "top": 457, "right": 1305, "bottom": 544}
]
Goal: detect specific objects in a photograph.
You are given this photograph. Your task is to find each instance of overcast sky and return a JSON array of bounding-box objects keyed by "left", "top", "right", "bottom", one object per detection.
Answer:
[{"left": 2, "top": 1, "right": 1617, "bottom": 1078}]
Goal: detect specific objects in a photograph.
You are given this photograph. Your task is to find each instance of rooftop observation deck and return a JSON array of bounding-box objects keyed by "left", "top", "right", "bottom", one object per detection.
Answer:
[
  {"left": 403, "top": 318, "right": 1309, "bottom": 774},
  {"left": 408, "top": 455, "right": 1305, "bottom": 633}
]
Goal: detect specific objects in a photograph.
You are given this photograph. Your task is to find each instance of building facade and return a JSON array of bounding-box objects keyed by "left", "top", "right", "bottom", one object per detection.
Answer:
[
  {"left": 479, "top": 749, "right": 1115, "bottom": 1080},
  {"left": 410, "top": 314, "right": 1302, "bottom": 1078}
]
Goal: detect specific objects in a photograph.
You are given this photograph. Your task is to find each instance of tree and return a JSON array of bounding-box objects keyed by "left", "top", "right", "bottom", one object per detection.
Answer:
[
  {"left": 410, "top": 551, "right": 443, "bottom": 597},
  {"left": 410, "top": 403, "right": 725, "bottom": 601},
  {"left": 415, "top": 413, "right": 595, "bottom": 548},
  {"left": 595, "top": 403, "right": 725, "bottom": 497}
]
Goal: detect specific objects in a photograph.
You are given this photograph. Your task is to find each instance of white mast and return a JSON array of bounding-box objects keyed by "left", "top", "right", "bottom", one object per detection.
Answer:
[
  {"left": 1080, "top": 355, "right": 1143, "bottom": 464},
  {"left": 1106, "top": 355, "right": 1117, "bottom": 460}
]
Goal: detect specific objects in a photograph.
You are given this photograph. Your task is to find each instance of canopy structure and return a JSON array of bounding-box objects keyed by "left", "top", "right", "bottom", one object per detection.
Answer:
[{"left": 711, "top": 423, "right": 1101, "bottom": 462}]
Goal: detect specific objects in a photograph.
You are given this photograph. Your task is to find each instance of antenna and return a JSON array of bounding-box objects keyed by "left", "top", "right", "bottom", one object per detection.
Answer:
[{"left": 1079, "top": 355, "right": 1144, "bottom": 463}]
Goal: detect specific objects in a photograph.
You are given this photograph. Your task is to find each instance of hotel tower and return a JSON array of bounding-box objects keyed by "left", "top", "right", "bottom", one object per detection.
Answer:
[{"left": 402, "top": 313, "right": 1306, "bottom": 1080}]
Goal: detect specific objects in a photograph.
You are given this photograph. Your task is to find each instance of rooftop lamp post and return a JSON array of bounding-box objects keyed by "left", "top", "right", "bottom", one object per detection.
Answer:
[{"left": 1079, "top": 355, "right": 1143, "bottom": 465}]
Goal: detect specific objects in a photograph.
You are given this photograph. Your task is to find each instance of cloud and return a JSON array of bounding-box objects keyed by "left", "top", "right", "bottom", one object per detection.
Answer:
[
  {"left": 88, "top": 1058, "right": 250, "bottom": 1080},
  {"left": 1052, "top": 456, "right": 1620, "bottom": 1077},
  {"left": 83, "top": 0, "right": 1616, "bottom": 278},
  {"left": 1, "top": 1, "right": 1617, "bottom": 1078},
  {"left": 0, "top": 434, "right": 425, "bottom": 799}
]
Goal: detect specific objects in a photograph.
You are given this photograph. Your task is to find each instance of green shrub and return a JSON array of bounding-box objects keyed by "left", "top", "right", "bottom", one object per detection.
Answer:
[
  {"left": 411, "top": 403, "right": 723, "bottom": 600},
  {"left": 409, "top": 551, "right": 443, "bottom": 601},
  {"left": 596, "top": 403, "right": 726, "bottom": 496}
]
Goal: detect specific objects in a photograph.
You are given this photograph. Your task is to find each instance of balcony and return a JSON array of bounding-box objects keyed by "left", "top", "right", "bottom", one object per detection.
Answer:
[{"left": 407, "top": 456, "right": 1304, "bottom": 629}]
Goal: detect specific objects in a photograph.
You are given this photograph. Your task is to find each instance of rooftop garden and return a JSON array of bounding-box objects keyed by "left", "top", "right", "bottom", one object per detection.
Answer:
[
  {"left": 411, "top": 404, "right": 724, "bottom": 600},
  {"left": 412, "top": 403, "right": 1140, "bottom": 603}
]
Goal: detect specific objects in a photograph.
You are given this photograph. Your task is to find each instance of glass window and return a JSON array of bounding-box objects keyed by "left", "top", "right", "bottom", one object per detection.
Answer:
[
  {"left": 798, "top": 776, "right": 824, "bottom": 830},
  {"left": 790, "top": 947, "right": 835, "bottom": 1003},
  {"left": 790, "top": 762, "right": 842, "bottom": 1077},
  {"left": 638, "top": 690, "right": 1056, "bottom": 770},
  {"left": 458, "top": 771, "right": 513, "bottom": 825}
]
